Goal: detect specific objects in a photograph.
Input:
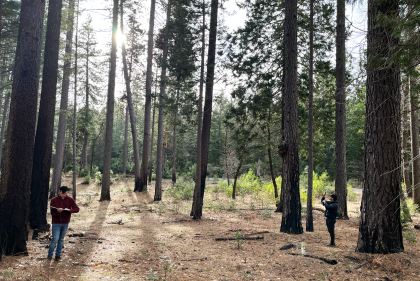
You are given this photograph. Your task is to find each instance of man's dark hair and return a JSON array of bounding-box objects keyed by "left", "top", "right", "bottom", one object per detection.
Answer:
[
  {"left": 330, "top": 194, "right": 337, "bottom": 201},
  {"left": 59, "top": 186, "right": 70, "bottom": 193}
]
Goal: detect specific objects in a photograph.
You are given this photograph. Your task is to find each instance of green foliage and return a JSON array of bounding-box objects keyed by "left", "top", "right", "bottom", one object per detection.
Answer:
[
  {"left": 404, "top": 229, "right": 417, "bottom": 244},
  {"left": 235, "top": 231, "right": 245, "bottom": 249},
  {"left": 181, "top": 164, "right": 196, "bottom": 181},
  {"left": 227, "top": 199, "right": 236, "bottom": 211},
  {"left": 84, "top": 194, "right": 93, "bottom": 206},
  {"left": 79, "top": 166, "right": 90, "bottom": 178},
  {"left": 261, "top": 204, "right": 272, "bottom": 219},
  {"left": 165, "top": 179, "right": 195, "bottom": 201},
  {"left": 157, "top": 202, "right": 165, "bottom": 216},
  {"left": 3, "top": 271, "right": 13, "bottom": 279},
  {"left": 95, "top": 171, "right": 102, "bottom": 185},
  {"left": 82, "top": 175, "right": 91, "bottom": 184}
]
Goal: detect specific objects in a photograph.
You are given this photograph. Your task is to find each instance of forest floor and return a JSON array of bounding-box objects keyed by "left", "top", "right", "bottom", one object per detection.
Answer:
[{"left": 1, "top": 176, "right": 420, "bottom": 281}]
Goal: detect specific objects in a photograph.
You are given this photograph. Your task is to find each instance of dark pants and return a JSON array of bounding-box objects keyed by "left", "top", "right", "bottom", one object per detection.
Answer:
[{"left": 326, "top": 218, "right": 336, "bottom": 245}]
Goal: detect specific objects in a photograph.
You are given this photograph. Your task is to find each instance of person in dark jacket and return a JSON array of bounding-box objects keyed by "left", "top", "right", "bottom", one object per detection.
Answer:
[
  {"left": 47, "top": 186, "right": 79, "bottom": 261},
  {"left": 321, "top": 192, "right": 338, "bottom": 247}
]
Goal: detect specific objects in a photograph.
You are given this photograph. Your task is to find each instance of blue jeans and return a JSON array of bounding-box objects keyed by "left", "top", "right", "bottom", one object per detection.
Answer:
[{"left": 48, "top": 223, "right": 69, "bottom": 257}]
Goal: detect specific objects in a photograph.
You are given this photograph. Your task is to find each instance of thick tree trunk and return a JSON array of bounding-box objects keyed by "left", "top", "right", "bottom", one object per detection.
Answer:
[
  {"left": 356, "top": 0, "right": 403, "bottom": 253},
  {"left": 191, "top": 0, "right": 219, "bottom": 219},
  {"left": 171, "top": 88, "right": 180, "bottom": 183},
  {"left": 120, "top": 2, "right": 140, "bottom": 190},
  {"left": 335, "top": 0, "right": 348, "bottom": 220},
  {"left": 100, "top": 0, "right": 118, "bottom": 201},
  {"left": 410, "top": 78, "right": 420, "bottom": 205},
  {"left": 402, "top": 83, "right": 412, "bottom": 197},
  {"left": 306, "top": 0, "right": 314, "bottom": 232},
  {"left": 29, "top": 0, "right": 63, "bottom": 230},
  {"left": 0, "top": 0, "right": 45, "bottom": 259},
  {"left": 122, "top": 106, "right": 128, "bottom": 176},
  {"left": 279, "top": 0, "right": 302, "bottom": 234},
  {"left": 50, "top": 0, "right": 75, "bottom": 198},
  {"left": 191, "top": 0, "right": 205, "bottom": 218},
  {"left": 0, "top": 91, "right": 10, "bottom": 169},
  {"left": 154, "top": 0, "right": 171, "bottom": 201},
  {"left": 137, "top": 0, "right": 156, "bottom": 191}
]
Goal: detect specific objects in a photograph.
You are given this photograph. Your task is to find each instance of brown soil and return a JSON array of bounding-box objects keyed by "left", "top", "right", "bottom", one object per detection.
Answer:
[{"left": 1, "top": 177, "right": 420, "bottom": 281}]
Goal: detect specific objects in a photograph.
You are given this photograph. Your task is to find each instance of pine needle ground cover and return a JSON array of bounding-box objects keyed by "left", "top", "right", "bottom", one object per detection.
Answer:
[{"left": 1, "top": 176, "right": 420, "bottom": 280}]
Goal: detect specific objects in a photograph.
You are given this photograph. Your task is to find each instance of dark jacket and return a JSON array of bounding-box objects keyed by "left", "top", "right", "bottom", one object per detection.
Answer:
[
  {"left": 50, "top": 196, "right": 79, "bottom": 224},
  {"left": 321, "top": 197, "right": 338, "bottom": 219}
]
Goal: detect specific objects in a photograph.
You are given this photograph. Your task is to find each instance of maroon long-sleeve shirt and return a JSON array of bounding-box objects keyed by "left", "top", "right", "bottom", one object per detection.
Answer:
[{"left": 50, "top": 195, "right": 79, "bottom": 224}]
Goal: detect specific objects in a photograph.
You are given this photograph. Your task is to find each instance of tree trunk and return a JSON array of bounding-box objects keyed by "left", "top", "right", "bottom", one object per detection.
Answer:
[
  {"left": 410, "top": 77, "right": 420, "bottom": 205},
  {"left": 137, "top": 0, "right": 156, "bottom": 191},
  {"left": 335, "top": 0, "right": 348, "bottom": 220},
  {"left": 232, "top": 157, "right": 244, "bottom": 200},
  {"left": 402, "top": 83, "right": 412, "bottom": 197},
  {"left": 122, "top": 106, "right": 128, "bottom": 176},
  {"left": 356, "top": 0, "right": 403, "bottom": 254},
  {"left": 306, "top": 0, "right": 314, "bottom": 232},
  {"left": 120, "top": 1, "right": 140, "bottom": 190},
  {"left": 72, "top": 0, "right": 80, "bottom": 202},
  {"left": 0, "top": 91, "right": 10, "bottom": 169},
  {"left": 100, "top": 0, "right": 118, "bottom": 201},
  {"left": 149, "top": 95, "right": 156, "bottom": 183},
  {"left": 171, "top": 88, "right": 179, "bottom": 183},
  {"left": 29, "top": 0, "right": 63, "bottom": 230},
  {"left": 191, "top": 0, "right": 219, "bottom": 219},
  {"left": 0, "top": 0, "right": 45, "bottom": 259},
  {"left": 279, "top": 0, "right": 303, "bottom": 234},
  {"left": 81, "top": 40, "right": 90, "bottom": 169},
  {"left": 154, "top": 0, "right": 171, "bottom": 201},
  {"left": 225, "top": 127, "right": 230, "bottom": 186},
  {"left": 191, "top": 0, "right": 205, "bottom": 218},
  {"left": 163, "top": 131, "right": 168, "bottom": 171},
  {"left": 50, "top": 0, "right": 75, "bottom": 198}
]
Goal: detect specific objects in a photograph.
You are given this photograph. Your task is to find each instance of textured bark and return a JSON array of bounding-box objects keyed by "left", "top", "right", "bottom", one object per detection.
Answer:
[
  {"left": 72, "top": 0, "right": 79, "bottom": 202},
  {"left": 171, "top": 88, "right": 179, "bottom": 183},
  {"left": 50, "top": 0, "right": 75, "bottom": 198},
  {"left": 137, "top": 0, "right": 156, "bottom": 191},
  {"left": 267, "top": 113, "right": 278, "bottom": 200},
  {"left": 410, "top": 78, "right": 420, "bottom": 205},
  {"left": 148, "top": 97, "right": 156, "bottom": 183},
  {"left": 154, "top": 0, "right": 171, "bottom": 201},
  {"left": 81, "top": 37, "right": 90, "bottom": 169},
  {"left": 29, "top": 0, "right": 63, "bottom": 230},
  {"left": 279, "top": 0, "right": 302, "bottom": 234},
  {"left": 100, "top": 0, "right": 118, "bottom": 201},
  {"left": 191, "top": 0, "right": 205, "bottom": 218},
  {"left": 402, "top": 84, "right": 412, "bottom": 197},
  {"left": 122, "top": 106, "right": 128, "bottom": 176},
  {"left": 232, "top": 157, "right": 244, "bottom": 200},
  {"left": 356, "top": 0, "right": 403, "bottom": 253},
  {"left": 191, "top": 0, "right": 219, "bottom": 219},
  {"left": 335, "top": 0, "right": 348, "bottom": 220},
  {"left": 0, "top": 0, "right": 45, "bottom": 258},
  {"left": 0, "top": 91, "right": 10, "bottom": 169},
  {"left": 306, "top": 0, "right": 314, "bottom": 232},
  {"left": 121, "top": 2, "right": 140, "bottom": 190}
]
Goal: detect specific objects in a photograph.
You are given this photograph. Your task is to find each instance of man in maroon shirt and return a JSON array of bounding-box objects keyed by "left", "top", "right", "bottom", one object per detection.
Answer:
[{"left": 47, "top": 186, "right": 79, "bottom": 261}]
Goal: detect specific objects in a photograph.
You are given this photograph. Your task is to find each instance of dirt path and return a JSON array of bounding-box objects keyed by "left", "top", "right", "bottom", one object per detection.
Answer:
[{"left": 1, "top": 178, "right": 420, "bottom": 280}]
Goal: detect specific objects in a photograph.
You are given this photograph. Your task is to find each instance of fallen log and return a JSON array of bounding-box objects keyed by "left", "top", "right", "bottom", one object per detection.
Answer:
[
  {"left": 215, "top": 236, "right": 264, "bottom": 241},
  {"left": 288, "top": 253, "right": 337, "bottom": 265}
]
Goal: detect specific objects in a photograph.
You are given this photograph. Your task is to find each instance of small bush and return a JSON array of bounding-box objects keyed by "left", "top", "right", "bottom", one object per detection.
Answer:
[
  {"left": 79, "top": 166, "right": 90, "bottom": 178},
  {"left": 404, "top": 229, "right": 417, "bottom": 243},
  {"left": 82, "top": 175, "right": 90, "bottom": 184},
  {"left": 95, "top": 171, "right": 102, "bottom": 185},
  {"left": 165, "top": 179, "right": 194, "bottom": 201}
]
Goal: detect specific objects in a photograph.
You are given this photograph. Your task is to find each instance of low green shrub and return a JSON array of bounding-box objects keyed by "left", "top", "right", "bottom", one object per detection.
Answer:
[
  {"left": 82, "top": 175, "right": 90, "bottom": 184},
  {"left": 79, "top": 166, "right": 90, "bottom": 178},
  {"left": 165, "top": 179, "right": 195, "bottom": 201}
]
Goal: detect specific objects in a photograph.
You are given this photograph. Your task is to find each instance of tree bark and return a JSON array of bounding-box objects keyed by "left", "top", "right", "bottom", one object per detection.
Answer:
[
  {"left": 29, "top": 0, "right": 63, "bottom": 230},
  {"left": 402, "top": 83, "right": 411, "bottom": 197},
  {"left": 191, "top": 0, "right": 205, "bottom": 218},
  {"left": 122, "top": 106, "right": 128, "bottom": 176},
  {"left": 410, "top": 77, "right": 420, "bottom": 205},
  {"left": 171, "top": 88, "right": 179, "bottom": 183},
  {"left": 100, "top": 0, "right": 118, "bottom": 201},
  {"left": 148, "top": 95, "right": 156, "bottom": 183},
  {"left": 120, "top": 1, "right": 140, "bottom": 190},
  {"left": 279, "top": 0, "right": 303, "bottom": 234},
  {"left": 191, "top": 0, "right": 219, "bottom": 219},
  {"left": 335, "top": 0, "right": 348, "bottom": 220},
  {"left": 232, "top": 157, "right": 244, "bottom": 200},
  {"left": 81, "top": 36, "right": 90, "bottom": 169},
  {"left": 137, "top": 0, "right": 156, "bottom": 191},
  {"left": 154, "top": 0, "right": 171, "bottom": 201},
  {"left": 0, "top": 91, "right": 10, "bottom": 169},
  {"left": 0, "top": 0, "right": 45, "bottom": 259},
  {"left": 50, "top": 0, "right": 75, "bottom": 198},
  {"left": 306, "top": 0, "right": 314, "bottom": 232},
  {"left": 356, "top": 0, "right": 403, "bottom": 254},
  {"left": 267, "top": 113, "right": 278, "bottom": 200}
]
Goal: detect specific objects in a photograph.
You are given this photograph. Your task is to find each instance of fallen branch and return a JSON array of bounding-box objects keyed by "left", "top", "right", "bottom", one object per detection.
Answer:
[
  {"left": 288, "top": 253, "right": 337, "bottom": 265},
  {"left": 313, "top": 207, "right": 325, "bottom": 212},
  {"left": 243, "top": 231, "right": 269, "bottom": 237},
  {"left": 215, "top": 236, "right": 264, "bottom": 241},
  {"left": 181, "top": 257, "right": 208, "bottom": 262}
]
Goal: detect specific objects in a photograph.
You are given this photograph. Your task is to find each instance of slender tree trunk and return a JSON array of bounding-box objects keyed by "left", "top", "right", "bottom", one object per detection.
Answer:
[
  {"left": 306, "top": 0, "right": 314, "bottom": 232},
  {"left": 72, "top": 0, "right": 80, "bottom": 202},
  {"left": 224, "top": 127, "right": 230, "bottom": 186},
  {"left": 171, "top": 88, "right": 180, "bottom": 183},
  {"left": 335, "top": 0, "right": 348, "bottom": 220},
  {"left": 191, "top": 0, "right": 205, "bottom": 217},
  {"left": 356, "top": 0, "right": 403, "bottom": 253},
  {"left": 50, "top": 0, "right": 75, "bottom": 198},
  {"left": 410, "top": 77, "right": 420, "bottom": 205},
  {"left": 154, "top": 0, "right": 171, "bottom": 201},
  {"left": 100, "top": 0, "right": 118, "bottom": 201},
  {"left": 81, "top": 41, "right": 90, "bottom": 169},
  {"left": 90, "top": 122, "right": 104, "bottom": 175},
  {"left": 137, "top": 0, "right": 156, "bottom": 191},
  {"left": 279, "top": 0, "right": 302, "bottom": 234},
  {"left": 267, "top": 114, "right": 278, "bottom": 200},
  {"left": 402, "top": 83, "right": 412, "bottom": 197},
  {"left": 191, "top": 0, "right": 219, "bottom": 219},
  {"left": 163, "top": 131, "right": 168, "bottom": 171},
  {"left": 122, "top": 106, "right": 128, "bottom": 176},
  {"left": 148, "top": 95, "right": 156, "bottom": 183},
  {"left": 29, "top": 0, "right": 63, "bottom": 230},
  {"left": 0, "top": 91, "right": 10, "bottom": 169},
  {"left": 0, "top": 0, "right": 45, "bottom": 259},
  {"left": 232, "top": 157, "right": 244, "bottom": 200},
  {"left": 120, "top": 1, "right": 140, "bottom": 189}
]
